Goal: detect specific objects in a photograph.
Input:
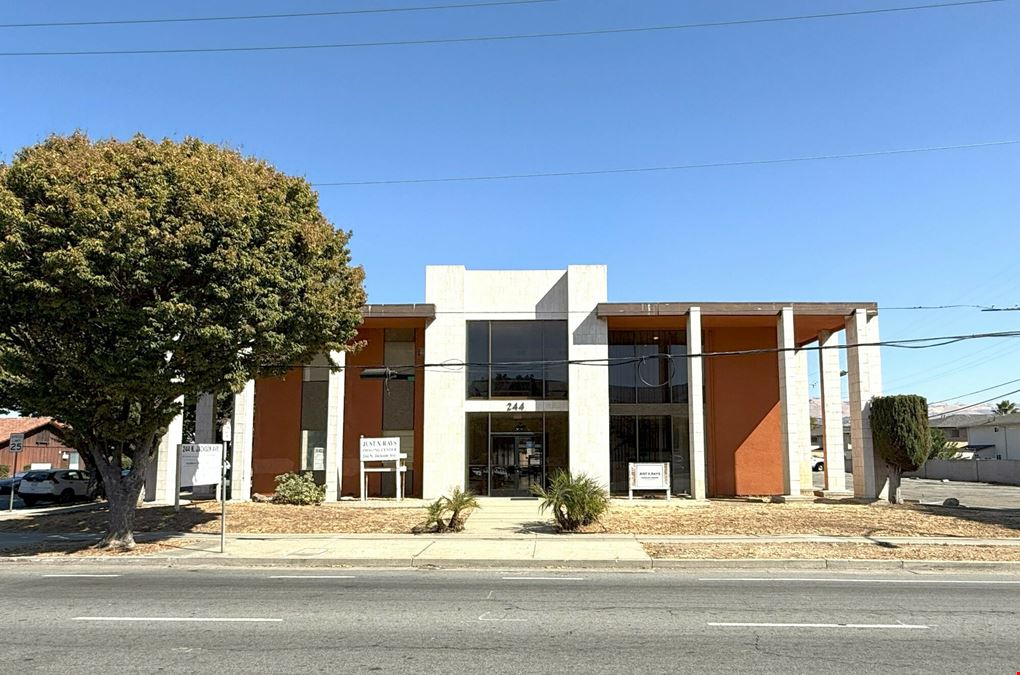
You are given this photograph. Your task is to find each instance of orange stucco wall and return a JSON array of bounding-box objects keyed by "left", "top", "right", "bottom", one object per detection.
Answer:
[
  {"left": 251, "top": 369, "right": 302, "bottom": 495},
  {"left": 704, "top": 326, "right": 783, "bottom": 496}
]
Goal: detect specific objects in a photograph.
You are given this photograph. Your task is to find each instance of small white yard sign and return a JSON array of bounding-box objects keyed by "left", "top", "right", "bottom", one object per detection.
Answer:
[
  {"left": 179, "top": 443, "right": 223, "bottom": 487},
  {"left": 628, "top": 462, "right": 671, "bottom": 500}
]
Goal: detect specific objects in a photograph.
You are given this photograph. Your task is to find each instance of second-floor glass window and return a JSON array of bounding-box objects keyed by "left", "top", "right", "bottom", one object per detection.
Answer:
[{"left": 466, "top": 320, "right": 568, "bottom": 400}]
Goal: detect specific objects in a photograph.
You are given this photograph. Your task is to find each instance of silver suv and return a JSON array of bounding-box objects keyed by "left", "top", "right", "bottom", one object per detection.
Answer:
[{"left": 17, "top": 470, "right": 92, "bottom": 507}]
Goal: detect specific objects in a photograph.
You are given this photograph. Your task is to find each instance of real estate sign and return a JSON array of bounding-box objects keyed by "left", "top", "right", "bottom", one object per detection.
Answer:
[
  {"left": 179, "top": 443, "right": 223, "bottom": 487},
  {"left": 629, "top": 462, "right": 670, "bottom": 491},
  {"left": 360, "top": 437, "right": 401, "bottom": 462}
]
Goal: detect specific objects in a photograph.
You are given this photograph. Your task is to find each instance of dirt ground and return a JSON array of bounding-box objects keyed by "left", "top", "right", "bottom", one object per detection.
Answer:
[
  {"left": 644, "top": 542, "right": 1020, "bottom": 561},
  {"left": 584, "top": 501, "right": 1020, "bottom": 538},
  {"left": 0, "top": 502, "right": 427, "bottom": 535}
]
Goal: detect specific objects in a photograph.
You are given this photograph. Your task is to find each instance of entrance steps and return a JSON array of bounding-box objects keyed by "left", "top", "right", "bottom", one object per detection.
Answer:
[{"left": 467, "top": 498, "right": 554, "bottom": 535}]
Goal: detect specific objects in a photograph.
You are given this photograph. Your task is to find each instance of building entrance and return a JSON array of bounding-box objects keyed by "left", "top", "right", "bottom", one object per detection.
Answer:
[{"left": 489, "top": 433, "right": 543, "bottom": 497}]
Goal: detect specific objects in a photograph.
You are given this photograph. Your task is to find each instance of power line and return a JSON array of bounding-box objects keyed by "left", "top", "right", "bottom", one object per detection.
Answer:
[
  {"left": 929, "top": 376, "right": 1020, "bottom": 405},
  {"left": 0, "top": 0, "right": 1008, "bottom": 57},
  {"left": 310, "top": 140, "right": 1020, "bottom": 186},
  {"left": 883, "top": 303, "right": 1013, "bottom": 310},
  {"left": 291, "top": 328, "right": 1020, "bottom": 371},
  {"left": 929, "top": 387, "right": 1020, "bottom": 417},
  {"left": 0, "top": 0, "right": 557, "bottom": 29}
]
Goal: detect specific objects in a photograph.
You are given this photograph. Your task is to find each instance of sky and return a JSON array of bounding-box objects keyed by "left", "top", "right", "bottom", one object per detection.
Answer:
[{"left": 1, "top": 0, "right": 1018, "bottom": 407}]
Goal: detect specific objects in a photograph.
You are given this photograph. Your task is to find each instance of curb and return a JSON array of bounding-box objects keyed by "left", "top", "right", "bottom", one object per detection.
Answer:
[{"left": 2, "top": 556, "right": 1020, "bottom": 573}]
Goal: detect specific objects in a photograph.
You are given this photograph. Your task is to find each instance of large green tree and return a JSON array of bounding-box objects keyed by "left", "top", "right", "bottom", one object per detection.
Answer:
[
  {"left": 0, "top": 134, "right": 365, "bottom": 548},
  {"left": 870, "top": 394, "right": 931, "bottom": 503}
]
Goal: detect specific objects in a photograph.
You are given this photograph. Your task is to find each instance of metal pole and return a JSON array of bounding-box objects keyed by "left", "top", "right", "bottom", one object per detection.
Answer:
[
  {"left": 8, "top": 453, "right": 18, "bottom": 512},
  {"left": 174, "top": 444, "right": 181, "bottom": 512},
  {"left": 220, "top": 442, "right": 227, "bottom": 555}
]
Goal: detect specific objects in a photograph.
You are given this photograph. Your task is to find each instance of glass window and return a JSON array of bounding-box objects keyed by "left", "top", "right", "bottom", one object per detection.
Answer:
[
  {"left": 609, "top": 331, "right": 636, "bottom": 404},
  {"left": 466, "top": 321, "right": 568, "bottom": 400},
  {"left": 300, "top": 354, "right": 330, "bottom": 479},
  {"left": 466, "top": 414, "right": 489, "bottom": 495},
  {"left": 609, "top": 414, "right": 690, "bottom": 496},
  {"left": 383, "top": 336, "right": 415, "bottom": 430},
  {"left": 609, "top": 330, "right": 687, "bottom": 404}
]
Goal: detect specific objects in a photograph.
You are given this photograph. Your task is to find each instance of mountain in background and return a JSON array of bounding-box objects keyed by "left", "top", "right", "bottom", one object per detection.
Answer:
[{"left": 808, "top": 399, "right": 993, "bottom": 419}]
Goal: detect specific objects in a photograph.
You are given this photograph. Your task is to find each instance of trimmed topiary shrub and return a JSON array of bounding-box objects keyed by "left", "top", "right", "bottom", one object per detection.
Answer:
[
  {"left": 870, "top": 394, "right": 931, "bottom": 503},
  {"left": 531, "top": 470, "right": 610, "bottom": 532},
  {"left": 272, "top": 472, "right": 326, "bottom": 505}
]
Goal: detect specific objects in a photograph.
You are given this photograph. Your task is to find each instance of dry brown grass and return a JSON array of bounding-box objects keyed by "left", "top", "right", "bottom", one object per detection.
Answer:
[
  {"left": 644, "top": 542, "right": 1020, "bottom": 561},
  {"left": 584, "top": 501, "right": 1020, "bottom": 538},
  {"left": 0, "top": 502, "right": 426, "bottom": 535},
  {"left": 1, "top": 540, "right": 202, "bottom": 558}
]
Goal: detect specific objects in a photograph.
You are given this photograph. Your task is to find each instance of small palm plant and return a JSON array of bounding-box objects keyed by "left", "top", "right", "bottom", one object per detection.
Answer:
[
  {"left": 531, "top": 470, "right": 610, "bottom": 532},
  {"left": 444, "top": 487, "right": 479, "bottom": 532}
]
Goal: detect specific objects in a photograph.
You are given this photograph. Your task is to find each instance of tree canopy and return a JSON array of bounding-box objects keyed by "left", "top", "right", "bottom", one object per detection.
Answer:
[{"left": 0, "top": 133, "right": 366, "bottom": 546}]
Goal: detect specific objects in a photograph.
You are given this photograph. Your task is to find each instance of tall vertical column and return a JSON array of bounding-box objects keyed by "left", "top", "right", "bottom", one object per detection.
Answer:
[
  {"left": 687, "top": 307, "right": 707, "bottom": 500},
  {"left": 818, "top": 329, "right": 848, "bottom": 493},
  {"left": 777, "top": 307, "right": 801, "bottom": 496},
  {"left": 230, "top": 379, "right": 255, "bottom": 501},
  {"left": 846, "top": 309, "right": 886, "bottom": 499},
  {"left": 144, "top": 396, "right": 184, "bottom": 503},
  {"left": 795, "top": 347, "right": 813, "bottom": 492},
  {"left": 567, "top": 265, "right": 610, "bottom": 489},
  {"left": 195, "top": 393, "right": 216, "bottom": 444},
  {"left": 324, "top": 351, "right": 346, "bottom": 502}
]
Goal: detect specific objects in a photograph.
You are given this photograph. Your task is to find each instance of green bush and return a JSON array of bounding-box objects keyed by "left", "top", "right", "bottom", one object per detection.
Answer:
[
  {"left": 531, "top": 470, "right": 610, "bottom": 532},
  {"left": 272, "top": 472, "right": 325, "bottom": 505},
  {"left": 930, "top": 428, "right": 958, "bottom": 460},
  {"left": 411, "top": 488, "right": 480, "bottom": 534},
  {"left": 871, "top": 394, "right": 931, "bottom": 503}
]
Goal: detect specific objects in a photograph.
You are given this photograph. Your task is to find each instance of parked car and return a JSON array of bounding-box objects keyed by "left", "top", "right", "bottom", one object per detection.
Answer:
[
  {"left": 0, "top": 471, "right": 29, "bottom": 496},
  {"left": 17, "top": 470, "right": 93, "bottom": 506}
]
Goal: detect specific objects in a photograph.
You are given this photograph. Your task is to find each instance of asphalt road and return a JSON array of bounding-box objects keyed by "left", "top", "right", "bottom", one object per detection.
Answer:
[{"left": 3, "top": 567, "right": 1020, "bottom": 674}]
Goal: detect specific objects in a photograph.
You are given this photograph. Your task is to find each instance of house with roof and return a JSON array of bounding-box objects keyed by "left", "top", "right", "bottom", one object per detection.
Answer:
[
  {"left": 0, "top": 417, "right": 78, "bottom": 473},
  {"left": 965, "top": 413, "right": 1020, "bottom": 460}
]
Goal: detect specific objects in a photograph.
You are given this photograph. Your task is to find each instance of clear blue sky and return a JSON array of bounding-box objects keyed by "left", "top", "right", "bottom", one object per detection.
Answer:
[{"left": 1, "top": 0, "right": 1018, "bottom": 406}]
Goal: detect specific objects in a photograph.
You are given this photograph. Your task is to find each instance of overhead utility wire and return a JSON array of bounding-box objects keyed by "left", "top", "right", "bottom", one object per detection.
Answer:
[
  {"left": 0, "top": 0, "right": 1007, "bottom": 56},
  {"left": 883, "top": 303, "right": 1020, "bottom": 311},
  {"left": 929, "top": 376, "right": 1020, "bottom": 405},
  {"left": 929, "top": 387, "right": 1020, "bottom": 416},
  {"left": 0, "top": 0, "right": 557, "bottom": 29},
  {"left": 311, "top": 141, "right": 1020, "bottom": 186},
  {"left": 294, "top": 329, "right": 1020, "bottom": 372}
]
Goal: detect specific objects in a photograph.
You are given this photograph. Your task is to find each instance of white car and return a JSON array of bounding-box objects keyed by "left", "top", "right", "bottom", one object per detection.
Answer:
[{"left": 17, "top": 469, "right": 93, "bottom": 506}]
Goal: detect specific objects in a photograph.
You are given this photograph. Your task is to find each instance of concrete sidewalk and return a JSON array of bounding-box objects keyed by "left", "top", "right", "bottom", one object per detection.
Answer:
[{"left": 3, "top": 530, "right": 1020, "bottom": 571}]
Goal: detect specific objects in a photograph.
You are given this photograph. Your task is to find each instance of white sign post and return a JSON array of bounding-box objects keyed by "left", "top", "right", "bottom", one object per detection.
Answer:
[
  {"left": 359, "top": 437, "right": 405, "bottom": 501},
  {"left": 628, "top": 462, "right": 671, "bottom": 501},
  {"left": 175, "top": 443, "right": 224, "bottom": 511},
  {"left": 7, "top": 433, "right": 24, "bottom": 512}
]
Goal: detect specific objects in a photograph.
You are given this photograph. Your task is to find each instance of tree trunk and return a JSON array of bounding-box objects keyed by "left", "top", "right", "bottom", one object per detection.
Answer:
[
  {"left": 888, "top": 467, "right": 902, "bottom": 504},
  {"left": 100, "top": 482, "right": 143, "bottom": 550}
]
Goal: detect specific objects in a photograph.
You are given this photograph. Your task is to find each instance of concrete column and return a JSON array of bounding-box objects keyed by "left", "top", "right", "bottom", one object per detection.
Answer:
[
  {"left": 144, "top": 396, "right": 184, "bottom": 503},
  {"left": 777, "top": 307, "right": 801, "bottom": 496},
  {"left": 567, "top": 265, "right": 610, "bottom": 489},
  {"left": 324, "top": 351, "right": 346, "bottom": 502},
  {"left": 846, "top": 309, "right": 887, "bottom": 499},
  {"left": 795, "top": 347, "right": 813, "bottom": 492},
  {"left": 422, "top": 266, "right": 466, "bottom": 499},
  {"left": 230, "top": 379, "right": 255, "bottom": 501},
  {"left": 687, "top": 307, "right": 707, "bottom": 500},
  {"left": 818, "top": 330, "right": 848, "bottom": 493},
  {"left": 194, "top": 393, "right": 216, "bottom": 444}
]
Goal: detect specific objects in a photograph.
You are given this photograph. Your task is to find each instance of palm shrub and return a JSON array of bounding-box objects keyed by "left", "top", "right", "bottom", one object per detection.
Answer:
[
  {"left": 870, "top": 395, "right": 931, "bottom": 504},
  {"left": 272, "top": 472, "right": 326, "bottom": 505},
  {"left": 412, "top": 498, "right": 450, "bottom": 534},
  {"left": 444, "top": 487, "right": 479, "bottom": 532},
  {"left": 531, "top": 470, "right": 610, "bottom": 532}
]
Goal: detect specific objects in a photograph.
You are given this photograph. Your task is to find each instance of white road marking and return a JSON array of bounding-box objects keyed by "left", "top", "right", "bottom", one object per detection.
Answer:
[
  {"left": 502, "top": 576, "right": 584, "bottom": 581},
  {"left": 73, "top": 617, "right": 282, "bottom": 623},
  {"left": 699, "top": 577, "right": 1020, "bottom": 584},
  {"left": 43, "top": 574, "right": 121, "bottom": 578},
  {"left": 268, "top": 575, "right": 356, "bottom": 579},
  {"left": 705, "top": 628, "right": 930, "bottom": 632},
  {"left": 486, "top": 590, "right": 495, "bottom": 600}
]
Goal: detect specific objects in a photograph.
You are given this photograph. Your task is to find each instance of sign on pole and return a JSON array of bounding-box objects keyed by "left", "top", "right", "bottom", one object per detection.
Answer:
[
  {"left": 359, "top": 437, "right": 405, "bottom": 501},
  {"left": 179, "top": 444, "right": 224, "bottom": 488},
  {"left": 628, "top": 462, "right": 671, "bottom": 500},
  {"left": 8, "top": 433, "right": 24, "bottom": 455}
]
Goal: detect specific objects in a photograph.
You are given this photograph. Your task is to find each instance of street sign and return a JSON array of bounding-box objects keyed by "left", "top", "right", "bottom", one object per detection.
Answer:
[
  {"left": 8, "top": 433, "right": 24, "bottom": 454},
  {"left": 360, "top": 437, "right": 401, "bottom": 462},
  {"left": 179, "top": 443, "right": 223, "bottom": 487}
]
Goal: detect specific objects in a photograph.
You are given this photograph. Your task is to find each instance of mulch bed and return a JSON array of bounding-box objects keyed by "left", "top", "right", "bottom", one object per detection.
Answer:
[{"left": 644, "top": 542, "right": 1020, "bottom": 561}]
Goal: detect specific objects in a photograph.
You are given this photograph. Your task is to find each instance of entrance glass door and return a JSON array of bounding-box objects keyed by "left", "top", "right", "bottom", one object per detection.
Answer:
[{"left": 490, "top": 433, "right": 543, "bottom": 497}]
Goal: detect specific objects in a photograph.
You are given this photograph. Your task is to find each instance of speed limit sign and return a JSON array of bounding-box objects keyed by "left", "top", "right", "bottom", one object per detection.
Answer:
[{"left": 8, "top": 433, "right": 24, "bottom": 454}]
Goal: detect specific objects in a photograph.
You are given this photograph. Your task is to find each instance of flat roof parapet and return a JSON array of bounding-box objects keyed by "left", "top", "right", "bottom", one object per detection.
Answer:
[{"left": 596, "top": 302, "right": 878, "bottom": 318}]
